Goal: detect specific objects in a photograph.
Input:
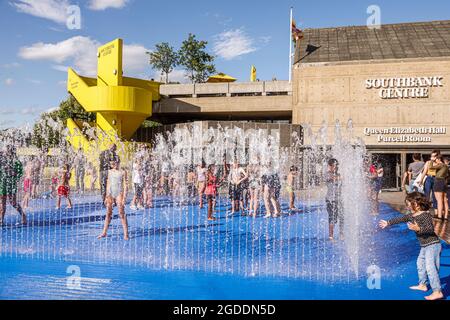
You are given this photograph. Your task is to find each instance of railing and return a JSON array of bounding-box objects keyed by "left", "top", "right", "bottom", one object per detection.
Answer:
[{"left": 160, "top": 81, "right": 292, "bottom": 98}]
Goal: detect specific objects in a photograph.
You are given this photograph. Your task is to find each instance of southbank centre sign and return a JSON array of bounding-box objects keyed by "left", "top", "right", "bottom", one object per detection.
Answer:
[{"left": 365, "top": 76, "right": 444, "bottom": 99}]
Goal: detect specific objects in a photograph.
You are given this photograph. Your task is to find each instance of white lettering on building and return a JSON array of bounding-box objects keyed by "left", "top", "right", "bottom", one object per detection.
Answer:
[
  {"left": 365, "top": 76, "right": 443, "bottom": 99},
  {"left": 363, "top": 127, "right": 447, "bottom": 143}
]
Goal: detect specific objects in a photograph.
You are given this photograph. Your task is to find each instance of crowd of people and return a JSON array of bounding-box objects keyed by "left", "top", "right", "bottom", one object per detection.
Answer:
[
  {"left": 379, "top": 149, "right": 449, "bottom": 300},
  {"left": 0, "top": 142, "right": 381, "bottom": 243},
  {"left": 401, "top": 150, "right": 450, "bottom": 220},
  {"left": 0, "top": 143, "right": 448, "bottom": 299}
]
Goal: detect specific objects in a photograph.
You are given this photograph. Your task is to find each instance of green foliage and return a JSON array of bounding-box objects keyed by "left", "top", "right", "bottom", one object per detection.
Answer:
[
  {"left": 178, "top": 33, "right": 216, "bottom": 83},
  {"left": 31, "top": 112, "right": 65, "bottom": 149},
  {"left": 147, "top": 42, "right": 179, "bottom": 84},
  {"left": 52, "top": 94, "right": 96, "bottom": 123},
  {"left": 30, "top": 95, "right": 94, "bottom": 149},
  {"left": 140, "top": 119, "right": 162, "bottom": 128}
]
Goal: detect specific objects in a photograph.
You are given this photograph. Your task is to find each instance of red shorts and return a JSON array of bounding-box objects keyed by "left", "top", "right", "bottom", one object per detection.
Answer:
[
  {"left": 23, "top": 178, "right": 31, "bottom": 193},
  {"left": 57, "top": 185, "right": 70, "bottom": 197}
]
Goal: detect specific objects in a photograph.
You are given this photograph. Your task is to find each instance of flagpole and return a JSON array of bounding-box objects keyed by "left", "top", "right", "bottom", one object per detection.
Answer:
[{"left": 289, "top": 7, "right": 293, "bottom": 83}]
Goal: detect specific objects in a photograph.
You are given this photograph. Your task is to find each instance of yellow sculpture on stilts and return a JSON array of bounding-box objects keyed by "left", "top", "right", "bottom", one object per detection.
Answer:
[{"left": 65, "top": 39, "right": 160, "bottom": 188}]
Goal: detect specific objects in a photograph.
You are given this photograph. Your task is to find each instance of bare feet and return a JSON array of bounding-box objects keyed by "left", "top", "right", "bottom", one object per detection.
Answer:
[
  {"left": 97, "top": 233, "right": 107, "bottom": 239},
  {"left": 409, "top": 284, "right": 428, "bottom": 292},
  {"left": 425, "top": 291, "right": 444, "bottom": 300},
  {"left": 207, "top": 217, "right": 216, "bottom": 221},
  {"left": 264, "top": 213, "right": 271, "bottom": 218},
  {"left": 124, "top": 235, "right": 129, "bottom": 241}
]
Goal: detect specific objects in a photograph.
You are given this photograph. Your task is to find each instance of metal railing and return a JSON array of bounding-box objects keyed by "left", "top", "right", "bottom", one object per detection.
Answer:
[{"left": 160, "top": 81, "right": 292, "bottom": 98}]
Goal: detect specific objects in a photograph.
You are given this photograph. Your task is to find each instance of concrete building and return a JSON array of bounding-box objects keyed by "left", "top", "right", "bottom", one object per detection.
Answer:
[
  {"left": 293, "top": 19, "right": 450, "bottom": 189},
  {"left": 155, "top": 19, "right": 450, "bottom": 189}
]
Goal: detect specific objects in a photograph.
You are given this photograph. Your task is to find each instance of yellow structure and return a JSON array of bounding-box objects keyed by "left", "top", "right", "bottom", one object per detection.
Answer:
[
  {"left": 65, "top": 38, "right": 160, "bottom": 188},
  {"left": 206, "top": 73, "right": 236, "bottom": 83},
  {"left": 67, "top": 39, "right": 160, "bottom": 148},
  {"left": 250, "top": 65, "right": 256, "bottom": 82}
]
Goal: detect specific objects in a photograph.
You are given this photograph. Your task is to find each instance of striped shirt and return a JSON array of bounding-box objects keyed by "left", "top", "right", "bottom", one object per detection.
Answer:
[{"left": 387, "top": 211, "right": 440, "bottom": 247}]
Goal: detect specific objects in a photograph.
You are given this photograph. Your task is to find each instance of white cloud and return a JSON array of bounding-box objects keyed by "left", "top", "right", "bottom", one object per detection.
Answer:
[
  {"left": 0, "top": 108, "right": 16, "bottom": 115},
  {"left": 152, "top": 69, "right": 189, "bottom": 84},
  {"left": 123, "top": 43, "right": 150, "bottom": 73},
  {"left": 212, "top": 28, "right": 258, "bottom": 60},
  {"left": 10, "top": 0, "right": 71, "bottom": 24},
  {"left": 27, "top": 79, "right": 43, "bottom": 85},
  {"left": 0, "top": 106, "right": 46, "bottom": 116},
  {"left": 20, "top": 107, "right": 47, "bottom": 115},
  {"left": 4, "top": 78, "right": 15, "bottom": 86},
  {"left": 259, "top": 36, "right": 272, "bottom": 44},
  {"left": 2, "top": 62, "right": 21, "bottom": 68},
  {"left": 18, "top": 36, "right": 150, "bottom": 77},
  {"left": 88, "top": 0, "right": 129, "bottom": 10},
  {"left": 57, "top": 80, "right": 67, "bottom": 86},
  {"left": 46, "top": 107, "right": 59, "bottom": 113}
]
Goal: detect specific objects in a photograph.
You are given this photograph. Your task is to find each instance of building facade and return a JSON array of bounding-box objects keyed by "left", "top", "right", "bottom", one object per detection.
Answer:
[{"left": 292, "top": 20, "right": 450, "bottom": 189}]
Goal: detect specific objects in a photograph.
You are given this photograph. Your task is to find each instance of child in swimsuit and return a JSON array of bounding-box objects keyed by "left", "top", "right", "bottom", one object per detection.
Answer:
[
  {"left": 21, "top": 158, "right": 33, "bottom": 210},
  {"left": 98, "top": 159, "right": 129, "bottom": 240},
  {"left": 286, "top": 166, "right": 299, "bottom": 211},
  {"left": 205, "top": 164, "right": 223, "bottom": 221},
  {"left": 56, "top": 164, "right": 72, "bottom": 209}
]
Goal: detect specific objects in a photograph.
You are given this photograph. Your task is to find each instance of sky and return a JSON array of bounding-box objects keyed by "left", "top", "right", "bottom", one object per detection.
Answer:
[{"left": 1, "top": 0, "right": 450, "bottom": 128}]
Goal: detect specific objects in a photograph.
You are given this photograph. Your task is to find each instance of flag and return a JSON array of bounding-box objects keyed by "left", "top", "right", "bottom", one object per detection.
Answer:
[
  {"left": 250, "top": 65, "right": 256, "bottom": 82},
  {"left": 291, "top": 19, "right": 304, "bottom": 43}
]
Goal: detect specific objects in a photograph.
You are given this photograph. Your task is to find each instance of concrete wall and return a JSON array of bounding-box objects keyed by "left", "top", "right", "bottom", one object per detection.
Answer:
[
  {"left": 160, "top": 80, "right": 292, "bottom": 97},
  {"left": 156, "top": 95, "right": 292, "bottom": 113},
  {"left": 292, "top": 57, "right": 450, "bottom": 147}
]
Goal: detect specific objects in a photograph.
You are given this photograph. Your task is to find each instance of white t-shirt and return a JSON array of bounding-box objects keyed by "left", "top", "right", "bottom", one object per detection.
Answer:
[
  {"left": 132, "top": 162, "right": 142, "bottom": 184},
  {"left": 197, "top": 167, "right": 206, "bottom": 182}
]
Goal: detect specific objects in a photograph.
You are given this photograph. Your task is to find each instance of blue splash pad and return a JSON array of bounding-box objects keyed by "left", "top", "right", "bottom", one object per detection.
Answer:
[{"left": 0, "top": 196, "right": 449, "bottom": 299}]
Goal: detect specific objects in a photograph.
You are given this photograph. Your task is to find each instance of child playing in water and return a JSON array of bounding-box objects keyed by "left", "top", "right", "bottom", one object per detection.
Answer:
[
  {"left": 86, "top": 162, "right": 98, "bottom": 192},
  {"left": 21, "top": 157, "right": 33, "bottom": 210},
  {"left": 187, "top": 165, "right": 196, "bottom": 200},
  {"left": 51, "top": 169, "right": 59, "bottom": 198},
  {"left": 197, "top": 162, "right": 207, "bottom": 209},
  {"left": 325, "top": 158, "right": 343, "bottom": 240},
  {"left": 143, "top": 161, "right": 154, "bottom": 209},
  {"left": 205, "top": 164, "right": 222, "bottom": 221},
  {"left": 286, "top": 166, "right": 299, "bottom": 211},
  {"left": 98, "top": 159, "right": 129, "bottom": 241},
  {"left": 56, "top": 164, "right": 72, "bottom": 209},
  {"left": 247, "top": 164, "right": 261, "bottom": 218},
  {"left": 379, "top": 192, "right": 443, "bottom": 300}
]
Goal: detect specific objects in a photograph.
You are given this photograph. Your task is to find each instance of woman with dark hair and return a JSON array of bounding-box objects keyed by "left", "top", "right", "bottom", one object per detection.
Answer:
[
  {"left": 420, "top": 150, "right": 440, "bottom": 210},
  {"left": 379, "top": 192, "right": 443, "bottom": 300},
  {"left": 428, "top": 155, "right": 449, "bottom": 220}
]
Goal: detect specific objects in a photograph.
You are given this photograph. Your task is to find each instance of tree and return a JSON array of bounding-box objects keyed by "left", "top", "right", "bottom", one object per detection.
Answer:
[
  {"left": 147, "top": 42, "right": 179, "bottom": 84},
  {"left": 29, "top": 95, "right": 95, "bottom": 149},
  {"left": 53, "top": 94, "right": 96, "bottom": 123},
  {"left": 178, "top": 33, "right": 216, "bottom": 83}
]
